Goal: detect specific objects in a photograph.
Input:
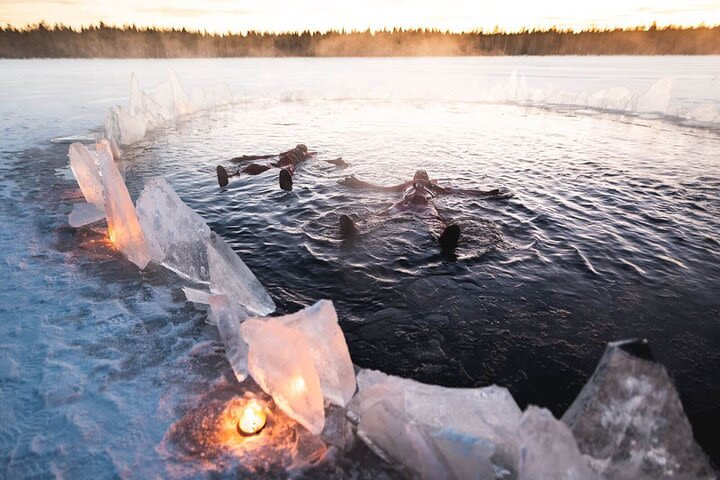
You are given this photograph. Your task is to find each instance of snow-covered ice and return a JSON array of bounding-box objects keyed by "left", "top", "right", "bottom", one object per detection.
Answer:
[
  {"left": 241, "top": 317, "right": 325, "bottom": 434},
  {"left": 136, "top": 177, "right": 211, "bottom": 282},
  {"left": 96, "top": 149, "right": 151, "bottom": 268}
]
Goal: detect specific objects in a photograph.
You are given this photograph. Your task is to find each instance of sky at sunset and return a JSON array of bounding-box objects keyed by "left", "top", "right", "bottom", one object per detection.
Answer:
[{"left": 2, "top": 0, "right": 720, "bottom": 33}]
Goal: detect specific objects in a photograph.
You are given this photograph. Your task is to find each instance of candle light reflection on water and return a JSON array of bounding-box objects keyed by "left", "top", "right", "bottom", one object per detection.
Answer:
[{"left": 162, "top": 384, "right": 330, "bottom": 475}]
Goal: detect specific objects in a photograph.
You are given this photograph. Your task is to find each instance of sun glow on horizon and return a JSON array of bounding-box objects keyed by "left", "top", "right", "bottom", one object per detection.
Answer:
[{"left": 2, "top": 0, "right": 720, "bottom": 34}]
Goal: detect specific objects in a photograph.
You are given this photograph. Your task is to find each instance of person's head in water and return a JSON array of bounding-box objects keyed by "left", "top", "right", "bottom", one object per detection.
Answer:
[
  {"left": 405, "top": 181, "right": 430, "bottom": 205},
  {"left": 296, "top": 144, "right": 308, "bottom": 154},
  {"left": 413, "top": 170, "right": 430, "bottom": 182}
]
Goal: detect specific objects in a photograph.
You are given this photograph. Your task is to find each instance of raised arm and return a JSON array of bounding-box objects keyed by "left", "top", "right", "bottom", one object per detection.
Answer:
[{"left": 339, "top": 175, "right": 412, "bottom": 192}]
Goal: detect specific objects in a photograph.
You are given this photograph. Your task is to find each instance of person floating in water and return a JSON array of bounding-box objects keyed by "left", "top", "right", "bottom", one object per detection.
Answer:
[
  {"left": 217, "top": 144, "right": 348, "bottom": 191},
  {"left": 338, "top": 169, "right": 505, "bottom": 251}
]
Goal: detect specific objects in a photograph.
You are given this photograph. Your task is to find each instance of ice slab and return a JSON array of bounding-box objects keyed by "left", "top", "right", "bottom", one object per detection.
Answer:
[
  {"left": 321, "top": 404, "right": 354, "bottom": 449},
  {"left": 207, "top": 232, "right": 275, "bottom": 316},
  {"left": 136, "top": 177, "right": 211, "bottom": 283},
  {"left": 562, "top": 339, "right": 715, "bottom": 480},
  {"left": 68, "top": 202, "right": 105, "bottom": 228},
  {"left": 358, "top": 400, "right": 496, "bottom": 480},
  {"left": 182, "top": 287, "right": 210, "bottom": 305},
  {"left": 241, "top": 317, "right": 325, "bottom": 434},
  {"left": 105, "top": 106, "right": 148, "bottom": 146},
  {"left": 129, "top": 73, "right": 172, "bottom": 126},
  {"left": 209, "top": 293, "right": 250, "bottom": 382},
  {"left": 106, "top": 72, "right": 233, "bottom": 146},
  {"left": 518, "top": 406, "right": 599, "bottom": 480},
  {"left": 249, "top": 300, "right": 355, "bottom": 407},
  {"left": 96, "top": 150, "right": 150, "bottom": 269},
  {"left": 109, "top": 138, "right": 122, "bottom": 160},
  {"left": 68, "top": 142, "right": 104, "bottom": 210},
  {"left": 350, "top": 369, "right": 522, "bottom": 473}
]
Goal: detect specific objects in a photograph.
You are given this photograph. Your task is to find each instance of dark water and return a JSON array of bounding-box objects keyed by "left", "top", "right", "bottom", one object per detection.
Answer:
[{"left": 120, "top": 99, "right": 720, "bottom": 452}]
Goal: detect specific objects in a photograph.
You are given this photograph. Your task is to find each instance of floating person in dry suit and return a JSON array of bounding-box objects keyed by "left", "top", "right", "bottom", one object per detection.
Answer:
[
  {"left": 338, "top": 169, "right": 506, "bottom": 251},
  {"left": 216, "top": 144, "right": 349, "bottom": 191}
]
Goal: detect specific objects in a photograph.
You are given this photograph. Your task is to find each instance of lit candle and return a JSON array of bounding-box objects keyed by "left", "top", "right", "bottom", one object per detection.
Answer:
[{"left": 237, "top": 399, "right": 266, "bottom": 436}]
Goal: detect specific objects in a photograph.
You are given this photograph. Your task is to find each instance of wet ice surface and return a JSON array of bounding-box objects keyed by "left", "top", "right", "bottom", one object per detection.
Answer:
[{"left": 1, "top": 57, "right": 720, "bottom": 477}]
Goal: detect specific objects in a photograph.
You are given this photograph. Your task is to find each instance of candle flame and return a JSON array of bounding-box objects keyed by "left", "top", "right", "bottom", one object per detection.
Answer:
[{"left": 238, "top": 399, "right": 266, "bottom": 436}]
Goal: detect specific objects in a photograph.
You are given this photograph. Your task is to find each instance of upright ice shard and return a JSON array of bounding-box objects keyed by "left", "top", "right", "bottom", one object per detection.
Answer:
[
  {"left": 252, "top": 300, "right": 355, "bottom": 407},
  {"left": 357, "top": 388, "right": 497, "bottom": 480},
  {"left": 208, "top": 293, "right": 250, "bottom": 382},
  {"left": 109, "top": 138, "right": 122, "bottom": 160},
  {"left": 168, "top": 70, "right": 195, "bottom": 116},
  {"left": 182, "top": 287, "right": 211, "bottom": 306},
  {"left": 517, "top": 406, "right": 599, "bottom": 480},
  {"left": 129, "top": 73, "right": 171, "bottom": 127},
  {"left": 68, "top": 202, "right": 105, "bottom": 227},
  {"left": 68, "top": 142, "right": 104, "bottom": 210},
  {"left": 136, "top": 177, "right": 211, "bottom": 282},
  {"left": 562, "top": 339, "right": 715, "bottom": 480},
  {"left": 350, "top": 369, "right": 522, "bottom": 475},
  {"left": 207, "top": 232, "right": 275, "bottom": 316},
  {"left": 106, "top": 72, "right": 234, "bottom": 146},
  {"left": 105, "top": 106, "right": 148, "bottom": 146},
  {"left": 96, "top": 150, "right": 150, "bottom": 269},
  {"left": 241, "top": 317, "right": 325, "bottom": 434}
]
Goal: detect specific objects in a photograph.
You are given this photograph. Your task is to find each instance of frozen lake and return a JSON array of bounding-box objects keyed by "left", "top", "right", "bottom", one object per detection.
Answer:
[{"left": 1, "top": 57, "right": 719, "bottom": 477}]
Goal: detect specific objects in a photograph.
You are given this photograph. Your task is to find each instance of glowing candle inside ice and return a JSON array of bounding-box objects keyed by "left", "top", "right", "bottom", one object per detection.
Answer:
[
  {"left": 291, "top": 376, "right": 306, "bottom": 394},
  {"left": 237, "top": 399, "right": 266, "bottom": 436}
]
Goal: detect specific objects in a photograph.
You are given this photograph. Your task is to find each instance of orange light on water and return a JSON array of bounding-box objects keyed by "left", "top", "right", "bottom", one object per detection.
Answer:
[{"left": 237, "top": 399, "right": 267, "bottom": 436}]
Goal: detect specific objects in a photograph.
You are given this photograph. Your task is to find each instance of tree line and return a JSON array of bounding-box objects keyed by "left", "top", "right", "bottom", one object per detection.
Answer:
[{"left": 1, "top": 23, "right": 719, "bottom": 57}]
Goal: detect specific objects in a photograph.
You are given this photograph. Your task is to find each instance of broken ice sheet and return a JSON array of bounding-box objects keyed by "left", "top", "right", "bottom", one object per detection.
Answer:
[
  {"left": 209, "top": 294, "right": 250, "bottom": 382},
  {"left": 518, "top": 406, "right": 599, "bottom": 480},
  {"left": 350, "top": 369, "right": 522, "bottom": 474},
  {"left": 136, "top": 177, "right": 211, "bottom": 282},
  {"left": 68, "top": 202, "right": 105, "bottom": 228},
  {"left": 253, "top": 300, "right": 355, "bottom": 407},
  {"left": 97, "top": 150, "right": 150, "bottom": 269},
  {"left": 562, "top": 339, "right": 715, "bottom": 480},
  {"left": 241, "top": 317, "right": 325, "bottom": 434},
  {"left": 207, "top": 232, "right": 275, "bottom": 316},
  {"left": 182, "top": 287, "right": 210, "bottom": 306},
  {"left": 358, "top": 400, "right": 496, "bottom": 480},
  {"left": 68, "top": 142, "right": 104, "bottom": 210}
]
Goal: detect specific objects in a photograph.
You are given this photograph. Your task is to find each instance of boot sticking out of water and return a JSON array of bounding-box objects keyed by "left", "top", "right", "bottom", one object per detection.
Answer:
[
  {"left": 339, "top": 214, "right": 359, "bottom": 236},
  {"left": 279, "top": 168, "right": 293, "bottom": 191},
  {"left": 217, "top": 165, "right": 230, "bottom": 187},
  {"left": 438, "top": 224, "right": 461, "bottom": 251}
]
